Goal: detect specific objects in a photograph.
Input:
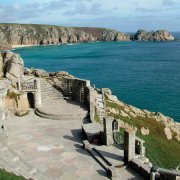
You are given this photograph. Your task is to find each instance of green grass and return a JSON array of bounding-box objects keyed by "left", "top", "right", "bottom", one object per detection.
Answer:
[
  {"left": 105, "top": 99, "right": 180, "bottom": 169},
  {"left": 0, "top": 169, "right": 26, "bottom": 180}
]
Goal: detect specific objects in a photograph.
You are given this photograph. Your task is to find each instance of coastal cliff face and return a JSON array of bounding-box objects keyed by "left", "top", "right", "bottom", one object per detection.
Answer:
[
  {"left": 0, "top": 24, "right": 130, "bottom": 49},
  {"left": 0, "top": 23, "right": 175, "bottom": 50}
]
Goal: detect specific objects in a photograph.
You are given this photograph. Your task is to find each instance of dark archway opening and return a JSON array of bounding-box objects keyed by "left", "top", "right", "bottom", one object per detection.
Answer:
[{"left": 27, "top": 92, "right": 34, "bottom": 108}]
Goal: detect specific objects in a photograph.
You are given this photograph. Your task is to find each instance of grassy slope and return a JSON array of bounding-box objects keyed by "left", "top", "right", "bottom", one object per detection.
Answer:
[
  {"left": 0, "top": 170, "right": 26, "bottom": 180},
  {"left": 106, "top": 100, "right": 180, "bottom": 169}
]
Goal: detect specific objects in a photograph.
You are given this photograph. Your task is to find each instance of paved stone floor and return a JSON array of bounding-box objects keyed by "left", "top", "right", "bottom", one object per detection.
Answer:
[{"left": 6, "top": 110, "right": 144, "bottom": 180}]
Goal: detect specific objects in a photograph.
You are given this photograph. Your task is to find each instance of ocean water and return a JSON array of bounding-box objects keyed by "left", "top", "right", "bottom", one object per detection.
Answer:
[{"left": 13, "top": 35, "right": 180, "bottom": 122}]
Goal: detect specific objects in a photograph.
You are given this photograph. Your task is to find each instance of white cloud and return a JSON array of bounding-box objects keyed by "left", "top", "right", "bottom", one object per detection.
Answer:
[{"left": 0, "top": 0, "right": 179, "bottom": 31}]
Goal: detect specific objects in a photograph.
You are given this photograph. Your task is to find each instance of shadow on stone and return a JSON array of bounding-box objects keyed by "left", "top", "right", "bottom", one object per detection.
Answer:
[
  {"left": 96, "top": 148, "right": 124, "bottom": 162},
  {"left": 63, "top": 129, "right": 84, "bottom": 143},
  {"left": 96, "top": 169, "right": 107, "bottom": 178}
]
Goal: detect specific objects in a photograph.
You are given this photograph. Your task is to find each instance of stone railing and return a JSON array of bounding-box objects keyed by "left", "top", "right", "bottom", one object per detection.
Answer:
[
  {"left": 19, "top": 81, "right": 38, "bottom": 91},
  {"left": 135, "top": 136, "right": 145, "bottom": 156},
  {"left": 62, "top": 77, "right": 98, "bottom": 123},
  {"left": 62, "top": 77, "right": 90, "bottom": 103},
  {"left": 150, "top": 166, "right": 180, "bottom": 180},
  {"left": 102, "top": 89, "right": 106, "bottom": 115},
  {"left": 89, "top": 86, "right": 96, "bottom": 123},
  {"left": 0, "top": 80, "right": 10, "bottom": 109}
]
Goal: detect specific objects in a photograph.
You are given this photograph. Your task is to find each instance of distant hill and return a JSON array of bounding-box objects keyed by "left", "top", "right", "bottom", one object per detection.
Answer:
[{"left": 0, "top": 23, "right": 175, "bottom": 50}]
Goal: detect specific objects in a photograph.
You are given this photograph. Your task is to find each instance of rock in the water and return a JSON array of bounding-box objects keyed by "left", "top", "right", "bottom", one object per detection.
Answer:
[{"left": 134, "top": 29, "right": 174, "bottom": 41}]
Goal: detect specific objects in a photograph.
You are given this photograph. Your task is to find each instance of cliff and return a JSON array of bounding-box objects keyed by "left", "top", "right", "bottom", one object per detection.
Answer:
[{"left": 0, "top": 23, "right": 175, "bottom": 50}]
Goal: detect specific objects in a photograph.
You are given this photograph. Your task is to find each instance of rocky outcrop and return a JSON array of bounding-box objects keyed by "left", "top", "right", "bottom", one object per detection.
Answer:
[
  {"left": 32, "top": 69, "right": 49, "bottom": 77},
  {"left": 0, "top": 24, "right": 175, "bottom": 49},
  {"left": 102, "top": 30, "right": 131, "bottom": 41},
  {"left": 134, "top": 29, "right": 174, "bottom": 41},
  {"left": 141, "top": 127, "right": 150, "bottom": 135},
  {"left": 0, "top": 51, "right": 24, "bottom": 81}
]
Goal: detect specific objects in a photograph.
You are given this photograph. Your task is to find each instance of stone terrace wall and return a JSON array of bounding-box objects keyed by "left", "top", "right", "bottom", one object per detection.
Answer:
[
  {"left": 0, "top": 80, "right": 10, "bottom": 109},
  {"left": 62, "top": 77, "right": 97, "bottom": 123},
  {"left": 89, "top": 86, "right": 96, "bottom": 123}
]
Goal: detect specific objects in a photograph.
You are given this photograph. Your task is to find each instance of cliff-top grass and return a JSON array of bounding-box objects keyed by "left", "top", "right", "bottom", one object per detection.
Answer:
[{"left": 105, "top": 99, "right": 180, "bottom": 169}]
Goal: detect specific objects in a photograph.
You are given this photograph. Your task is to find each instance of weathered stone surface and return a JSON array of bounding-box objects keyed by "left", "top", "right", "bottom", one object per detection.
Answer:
[
  {"left": 32, "top": 69, "right": 49, "bottom": 77},
  {"left": 103, "top": 88, "right": 112, "bottom": 95},
  {"left": 141, "top": 127, "right": 150, "bottom": 135},
  {"left": 54, "top": 71, "right": 74, "bottom": 78},
  {"left": 0, "top": 53, "right": 3, "bottom": 77},
  {"left": 134, "top": 29, "right": 174, "bottom": 41},
  {"left": 24, "top": 68, "right": 33, "bottom": 75},
  {"left": 164, "top": 127, "right": 172, "bottom": 140},
  {"left": 3, "top": 52, "right": 24, "bottom": 81},
  {"left": 68, "top": 35, "right": 77, "bottom": 43},
  {"left": 115, "top": 32, "right": 131, "bottom": 41}
]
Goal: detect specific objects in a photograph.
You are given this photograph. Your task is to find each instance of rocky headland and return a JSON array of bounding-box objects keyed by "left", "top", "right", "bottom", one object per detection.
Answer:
[
  {"left": 133, "top": 29, "right": 175, "bottom": 41},
  {"left": 0, "top": 23, "right": 175, "bottom": 50}
]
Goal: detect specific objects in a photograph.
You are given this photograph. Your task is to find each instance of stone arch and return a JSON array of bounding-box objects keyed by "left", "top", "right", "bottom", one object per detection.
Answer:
[
  {"left": 112, "top": 119, "right": 119, "bottom": 144},
  {"left": 112, "top": 119, "right": 118, "bottom": 132},
  {"left": 27, "top": 92, "right": 34, "bottom": 108}
]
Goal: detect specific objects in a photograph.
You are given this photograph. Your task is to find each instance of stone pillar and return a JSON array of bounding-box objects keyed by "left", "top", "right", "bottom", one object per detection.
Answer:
[
  {"left": 0, "top": 97, "right": 3, "bottom": 109},
  {"left": 0, "top": 110, "right": 8, "bottom": 144},
  {"left": 103, "top": 117, "right": 114, "bottom": 146},
  {"left": 124, "top": 129, "right": 136, "bottom": 163},
  {"left": 34, "top": 79, "right": 42, "bottom": 108}
]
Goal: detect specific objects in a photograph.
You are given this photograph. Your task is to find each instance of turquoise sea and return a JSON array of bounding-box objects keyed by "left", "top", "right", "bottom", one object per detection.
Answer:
[{"left": 13, "top": 33, "right": 180, "bottom": 122}]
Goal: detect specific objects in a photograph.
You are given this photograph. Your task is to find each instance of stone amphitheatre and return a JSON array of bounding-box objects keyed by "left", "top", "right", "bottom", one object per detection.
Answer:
[{"left": 0, "top": 51, "right": 180, "bottom": 180}]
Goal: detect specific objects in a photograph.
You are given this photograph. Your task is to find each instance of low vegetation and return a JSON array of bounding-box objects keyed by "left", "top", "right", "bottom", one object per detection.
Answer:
[
  {"left": 0, "top": 169, "right": 26, "bottom": 180},
  {"left": 105, "top": 98, "right": 180, "bottom": 169}
]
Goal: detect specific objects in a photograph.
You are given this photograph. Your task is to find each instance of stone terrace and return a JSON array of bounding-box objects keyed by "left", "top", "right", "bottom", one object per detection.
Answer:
[{"left": 6, "top": 109, "right": 143, "bottom": 180}]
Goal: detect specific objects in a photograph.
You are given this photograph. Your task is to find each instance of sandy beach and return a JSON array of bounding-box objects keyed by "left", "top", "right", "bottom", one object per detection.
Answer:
[{"left": 12, "top": 44, "right": 39, "bottom": 48}]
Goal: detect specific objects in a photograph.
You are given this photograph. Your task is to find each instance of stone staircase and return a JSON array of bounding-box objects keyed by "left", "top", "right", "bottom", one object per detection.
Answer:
[
  {"left": 0, "top": 143, "right": 49, "bottom": 180},
  {"left": 40, "top": 78, "right": 64, "bottom": 104},
  {"left": 96, "top": 93, "right": 106, "bottom": 122},
  {"left": 36, "top": 78, "right": 88, "bottom": 121}
]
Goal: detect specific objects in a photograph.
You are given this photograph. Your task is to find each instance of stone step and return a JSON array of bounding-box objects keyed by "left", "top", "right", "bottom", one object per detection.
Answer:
[
  {"left": 85, "top": 147, "right": 109, "bottom": 172},
  {"left": 41, "top": 93, "right": 63, "bottom": 97},
  {"left": 41, "top": 94, "right": 63, "bottom": 96},
  {"left": 0, "top": 142, "right": 48, "bottom": 180},
  {"left": 35, "top": 108, "right": 87, "bottom": 121}
]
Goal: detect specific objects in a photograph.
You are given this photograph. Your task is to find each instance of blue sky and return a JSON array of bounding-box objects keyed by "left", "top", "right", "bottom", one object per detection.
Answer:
[{"left": 0, "top": 0, "right": 180, "bottom": 32}]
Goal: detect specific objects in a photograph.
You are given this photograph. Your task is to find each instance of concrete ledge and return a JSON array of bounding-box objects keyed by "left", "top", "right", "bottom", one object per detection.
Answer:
[
  {"left": 82, "top": 123, "right": 103, "bottom": 142},
  {"left": 107, "top": 166, "right": 117, "bottom": 180},
  {"left": 129, "top": 158, "right": 152, "bottom": 179}
]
